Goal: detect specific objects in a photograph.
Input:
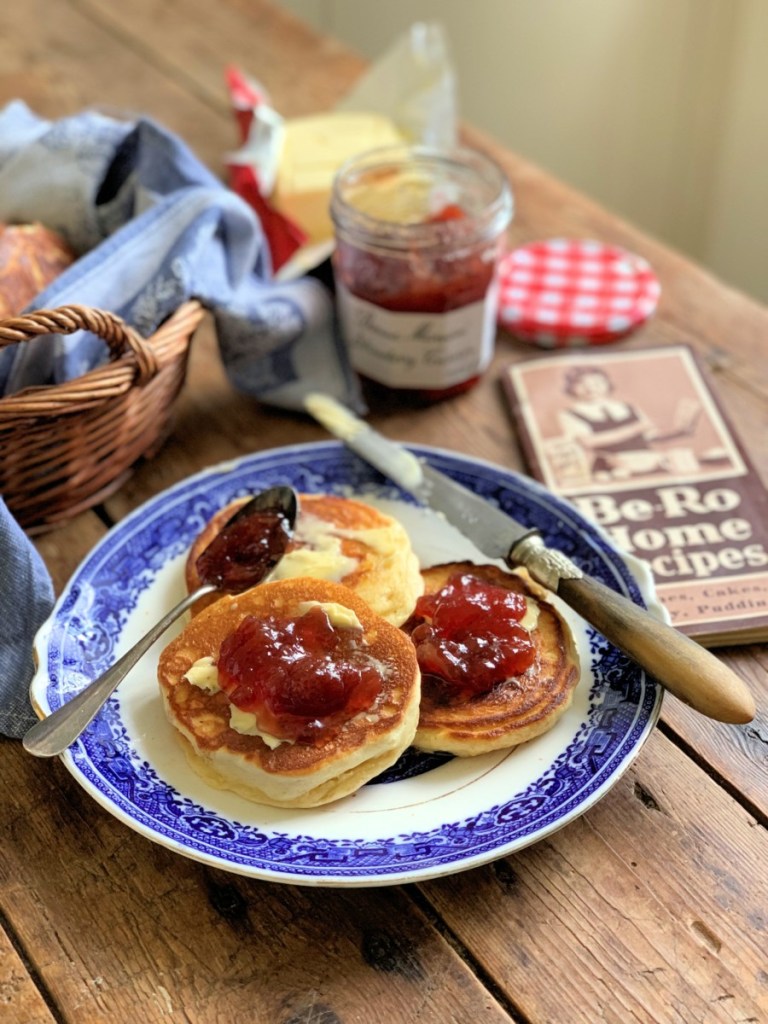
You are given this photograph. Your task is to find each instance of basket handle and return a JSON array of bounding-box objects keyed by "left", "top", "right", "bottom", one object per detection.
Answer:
[{"left": 0, "top": 305, "right": 158, "bottom": 383}]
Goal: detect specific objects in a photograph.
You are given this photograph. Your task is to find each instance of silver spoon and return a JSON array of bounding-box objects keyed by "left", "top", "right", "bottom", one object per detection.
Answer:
[{"left": 23, "top": 485, "right": 298, "bottom": 758}]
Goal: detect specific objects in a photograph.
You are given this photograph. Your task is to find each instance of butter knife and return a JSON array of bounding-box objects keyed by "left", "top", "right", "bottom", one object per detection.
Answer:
[{"left": 304, "top": 393, "right": 756, "bottom": 724}]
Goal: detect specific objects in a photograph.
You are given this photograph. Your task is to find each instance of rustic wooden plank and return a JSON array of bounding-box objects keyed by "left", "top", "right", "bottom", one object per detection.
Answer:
[
  {"left": 72, "top": 0, "right": 768, "bottom": 492},
  {"left": 72, "top": 0, "right": 768, "bottom": 399},
  {"left": 76, "top": 0, "right": 366, "bottom": 119},
  {"left": 660, "top": 646, "right": 768, "bottom": 821},
  {"left": 10, "top": 0, "right": 768, "bottom": 413},
  {"left": 0, "top": 0, "right": 233, "bottom": 169},
  {"left": 0, "top": 928, "right": 56, "bottom": 1024},
  {"left": 457, "top": 118, "right": 768, "bottom": 400},
  {"left": 16, "top": 0, "right": 765, "bottom": 478},
  {"left": 2, "top": 742, "right": 515, "bottom": 1024},
  {"left": 420, "top": 729, "right": 768, "bottom": 1023},
  {"left": 99, "top": 317, "right": 330, "bottom": 530}
]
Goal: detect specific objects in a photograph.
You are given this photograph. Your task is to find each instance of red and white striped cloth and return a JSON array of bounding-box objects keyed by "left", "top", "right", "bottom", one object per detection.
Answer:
[{"left": 497, "top": 239, "right": 661, "bottom": 347}]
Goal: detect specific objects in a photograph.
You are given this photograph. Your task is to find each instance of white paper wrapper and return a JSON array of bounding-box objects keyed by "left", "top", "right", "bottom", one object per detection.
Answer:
[{"left": 336, "top": 22, "right": 458, "bottom": 149}]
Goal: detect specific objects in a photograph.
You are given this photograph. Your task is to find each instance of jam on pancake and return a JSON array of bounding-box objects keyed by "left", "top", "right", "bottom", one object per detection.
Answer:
[
  {"left": 406, "top": 572, "right": 536, "bottom": 700},
  {"left": 409, "top": 562, "right": 580, "bottom": 757},
  {"left": 158, "top": 577, "right": 421, "bottom": 808},
  {"left": 217, "top": 605, "right": 382, "bottom": 744}
]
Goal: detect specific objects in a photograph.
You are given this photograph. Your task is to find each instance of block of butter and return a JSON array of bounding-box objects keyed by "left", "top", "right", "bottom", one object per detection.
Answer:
[{"left": 271, "top": 111, "right": 404, "bottom": 243}]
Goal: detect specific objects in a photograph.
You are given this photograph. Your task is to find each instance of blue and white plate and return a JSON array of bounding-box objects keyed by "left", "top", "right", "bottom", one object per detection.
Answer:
[{"left": 30, "top": 442, "right": 664, "bottom": 887}]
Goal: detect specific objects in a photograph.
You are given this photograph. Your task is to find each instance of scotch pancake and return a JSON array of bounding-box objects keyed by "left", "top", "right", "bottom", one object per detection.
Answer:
[
  {"left": 404, "top": 562, "right": 580, "bottom": 756},
  {"left": 186, "top": 493, "right": 422, "bottom": 625},
  {"left": 158, "top": 577, "right": 421, "bottom": 808}
]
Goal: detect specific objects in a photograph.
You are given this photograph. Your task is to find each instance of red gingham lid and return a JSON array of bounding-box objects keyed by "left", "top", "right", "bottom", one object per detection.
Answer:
[{"left": 497, "top": 238, "right": 661, "bottom": 347}]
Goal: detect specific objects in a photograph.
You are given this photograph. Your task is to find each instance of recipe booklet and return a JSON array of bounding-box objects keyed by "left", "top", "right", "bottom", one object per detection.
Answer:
[{"left": 502, "top": 345, "right": 768, "bottom": 646}]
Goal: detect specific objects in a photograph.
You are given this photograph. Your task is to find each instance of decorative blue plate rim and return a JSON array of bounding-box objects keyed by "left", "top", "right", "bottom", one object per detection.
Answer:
[{"left": 30, "top": 442, "right": 664, "bottom": 887}]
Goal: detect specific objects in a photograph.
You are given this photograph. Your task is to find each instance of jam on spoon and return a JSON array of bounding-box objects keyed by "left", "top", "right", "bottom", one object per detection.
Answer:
[
  {"left": 195, "top": 494, "right": 295, "bottom": 592},
  {"left": 22, "top": 485, "right": 298, "bottom": 758}
]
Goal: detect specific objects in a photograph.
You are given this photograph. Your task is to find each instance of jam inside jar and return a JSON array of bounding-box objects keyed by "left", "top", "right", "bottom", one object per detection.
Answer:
[{"left": 331, "top": 146, "right": 513, "bottom": 403}]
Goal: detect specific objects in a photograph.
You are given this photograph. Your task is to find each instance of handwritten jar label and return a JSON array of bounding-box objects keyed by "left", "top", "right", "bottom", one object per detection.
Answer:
[{"left": 337, "top": 280, "right": 499, "bottom": 389}]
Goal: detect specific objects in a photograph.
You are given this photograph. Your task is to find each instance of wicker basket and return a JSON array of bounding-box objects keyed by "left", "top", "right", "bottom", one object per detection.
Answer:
[{"left": 0, "top": 301, "right": 204, "bottom": 533}]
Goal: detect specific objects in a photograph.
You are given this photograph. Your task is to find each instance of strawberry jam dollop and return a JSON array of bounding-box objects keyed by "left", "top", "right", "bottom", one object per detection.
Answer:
[
  {"left": 217, "top": 606, "right": 382, "bottom": 744},
  {"left": 407, "top": 573, "right": 536, "bottom": 698}
]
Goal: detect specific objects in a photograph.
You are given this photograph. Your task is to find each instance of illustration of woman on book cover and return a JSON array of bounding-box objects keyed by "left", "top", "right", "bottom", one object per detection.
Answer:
[{"left": 558, "top": 366, "right": 700, "bottom": 482}]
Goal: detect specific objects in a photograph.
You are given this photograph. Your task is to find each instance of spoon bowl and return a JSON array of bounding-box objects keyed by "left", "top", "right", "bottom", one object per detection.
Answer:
[
  {"left": 22, "top": 485, "right": 298, "bottom": 758},
  {"left": 195, "top": 485, "right": 298, "bottom": 594}
]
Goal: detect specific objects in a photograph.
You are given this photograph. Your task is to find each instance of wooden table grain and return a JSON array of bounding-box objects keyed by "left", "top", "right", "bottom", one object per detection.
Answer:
[{"left": 2, "top": 3, "right": 767, "bottom": 1022}]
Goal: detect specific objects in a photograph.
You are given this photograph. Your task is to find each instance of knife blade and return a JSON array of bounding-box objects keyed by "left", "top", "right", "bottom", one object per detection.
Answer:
[{"left": 304, "top": 392, "right": 756, "bottom": 725}]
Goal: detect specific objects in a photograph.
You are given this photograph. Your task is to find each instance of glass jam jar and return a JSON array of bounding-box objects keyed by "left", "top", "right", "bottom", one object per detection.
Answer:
[{"left": 330, "top": 145, "right": 513, "bottom": 402}]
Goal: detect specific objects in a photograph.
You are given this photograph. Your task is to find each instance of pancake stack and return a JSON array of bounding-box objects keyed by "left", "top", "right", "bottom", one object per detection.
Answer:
[
  {"left": 160, "top": 493, "right": 581, "bottom": 808},
  {"left": 158, "top": 576, "right": 421, "bottom": 808},
  {"left": 405, "top": 562, "right": 580, "bottom": 756}
]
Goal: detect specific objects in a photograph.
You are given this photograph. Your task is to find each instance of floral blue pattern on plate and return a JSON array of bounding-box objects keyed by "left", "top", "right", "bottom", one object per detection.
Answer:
[{"left": 30, "top": 443, "right": 663, "bottom": 886}]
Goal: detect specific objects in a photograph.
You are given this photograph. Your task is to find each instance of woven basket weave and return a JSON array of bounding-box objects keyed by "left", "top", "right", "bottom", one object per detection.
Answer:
[{"left": 0, "top": 301, "right": 204, "bottom": 533}]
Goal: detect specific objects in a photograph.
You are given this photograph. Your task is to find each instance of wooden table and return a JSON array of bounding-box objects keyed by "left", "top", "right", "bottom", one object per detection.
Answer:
[{"left": 3, "top": 3, "right": 767, "bottom": 1022}]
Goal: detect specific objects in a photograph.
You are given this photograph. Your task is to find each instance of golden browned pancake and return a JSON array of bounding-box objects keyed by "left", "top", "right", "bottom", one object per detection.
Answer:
[
  {"left": 158, "top": 577, "right": 421, "bottom": 808},
  {"left": 404, "top": 562, "right": 580, "bottom": 756},
  {"left": 185, "top": 493, "right": 422, "bottom": 625}
]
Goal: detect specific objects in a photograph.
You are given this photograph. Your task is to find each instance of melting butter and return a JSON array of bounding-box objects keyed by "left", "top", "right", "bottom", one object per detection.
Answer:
[
  {"left": 303, "top": 392, "right": 425, "bottom": 493},
  {"left": 520, "top": 597, "right": 540, "bottom": 632},
  {"left": 294, "top": 600, "right": 363, "bottom": 631},
  {"left": 332, "top": 525, "right": 394, "bottom": 554},
  {"left": 227, "top": 706, "right": 289, "bottom": 748},
  {"left": 183, "top": 656, "right": 219, "bottom": 692},
  {"left": 303, "top": 392, "right": 365, "bottom": 442},
  {"left": 184, "top": 657, "right": 289, "bottom": 745},
  {"left": 183, "top": 593, "right": 376, "bottom": 747},
  {"left": 268, "top": 511, "right": 358, "bottom": 582}
]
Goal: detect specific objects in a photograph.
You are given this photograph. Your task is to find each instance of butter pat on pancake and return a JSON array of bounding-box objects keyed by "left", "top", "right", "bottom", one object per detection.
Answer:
[
  {"left": 158, "top": 577, "right": 421, "bottom": 808},
  {"left": 186, "top": 493, "right": 422, "bottom": 625},
  {"left": 405, "top": 562, "right": 580, "bottom": 756}
]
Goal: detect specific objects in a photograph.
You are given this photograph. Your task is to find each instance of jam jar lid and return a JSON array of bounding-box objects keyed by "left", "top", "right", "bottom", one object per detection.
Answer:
[{"left": 497, "top": 238, "right": 661, "bottom": 347}]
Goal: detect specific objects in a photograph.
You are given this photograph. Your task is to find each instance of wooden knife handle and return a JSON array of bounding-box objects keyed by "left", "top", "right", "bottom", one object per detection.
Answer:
[{"left": 557, "top": 574, "right": 755, "bottom": 724}]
